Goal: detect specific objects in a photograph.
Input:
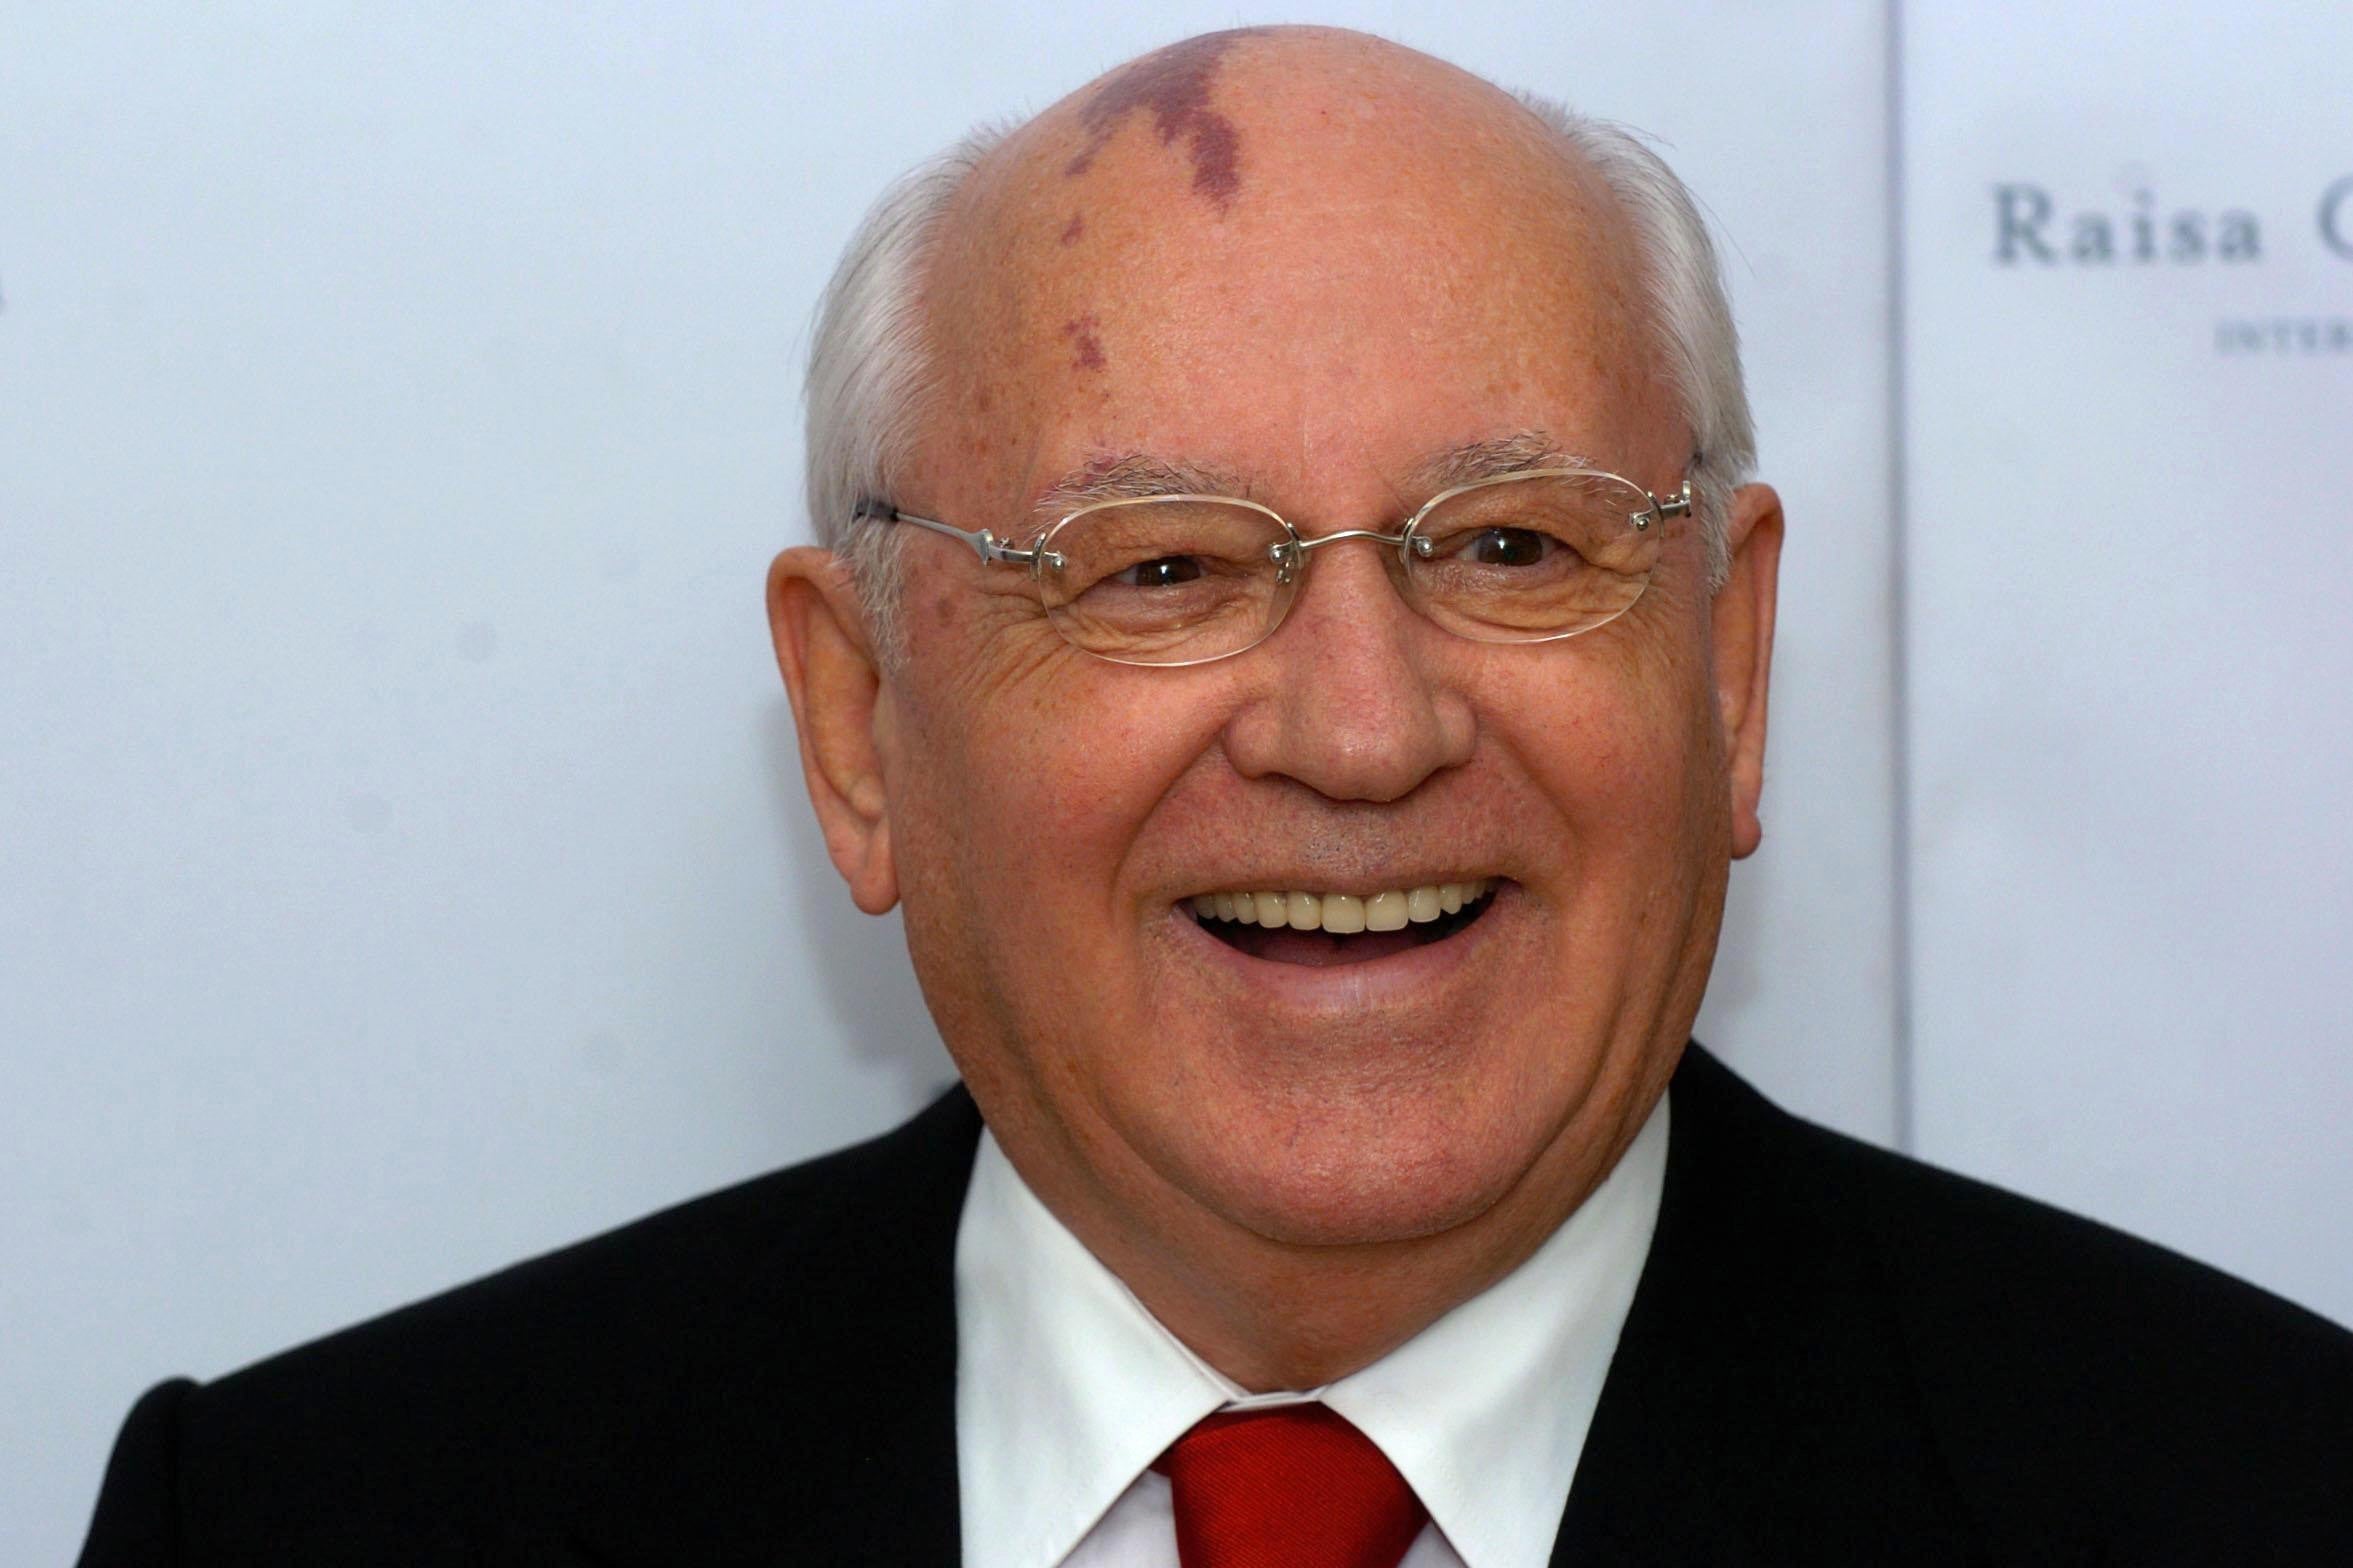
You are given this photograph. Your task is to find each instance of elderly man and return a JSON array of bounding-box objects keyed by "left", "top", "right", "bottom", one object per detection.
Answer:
[{"left": 79, "top": 27, "right": 2351, "bottom": 1567}]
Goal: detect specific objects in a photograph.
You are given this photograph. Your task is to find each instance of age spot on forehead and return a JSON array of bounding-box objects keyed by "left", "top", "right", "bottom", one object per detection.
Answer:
[
  {"left": 1061, "top": 314, "right": 1108, "bottom": 373},
  {"left": 1061, "top": 28, "right": 1265, "bottom": 212}
]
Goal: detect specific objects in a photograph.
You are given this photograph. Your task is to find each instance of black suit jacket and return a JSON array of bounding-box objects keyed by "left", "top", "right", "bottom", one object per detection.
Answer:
[{"left": 78, "top": 1045, "right": 2353, "bottom": 1565}]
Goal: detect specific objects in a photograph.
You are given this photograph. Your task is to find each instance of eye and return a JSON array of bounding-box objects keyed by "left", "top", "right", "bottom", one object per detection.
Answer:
[
  {"left": 1466, "top": 527, "right": 1558, "bottom": 567},
  {"left": 1117, "top": 556, "right": 1207, "bottom": 588}
]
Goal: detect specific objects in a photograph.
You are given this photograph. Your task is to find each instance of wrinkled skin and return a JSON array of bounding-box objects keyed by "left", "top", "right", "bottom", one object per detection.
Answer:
[{"left": 769, "top": 27, "right": 1782, "bottom": 1389}]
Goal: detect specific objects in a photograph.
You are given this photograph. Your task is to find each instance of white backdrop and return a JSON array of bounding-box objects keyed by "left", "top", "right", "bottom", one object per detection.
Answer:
[
  {"left": 1901, "top": 0, "right": 2353, "bottom": 1342},
  {"left": 0, "top": 3, "right": 2336, "bottom": 1560}
]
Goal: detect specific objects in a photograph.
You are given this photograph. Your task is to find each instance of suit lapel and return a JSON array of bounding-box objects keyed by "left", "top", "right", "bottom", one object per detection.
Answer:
[{"left": 1551, "top": 1046, "right": 1982, "bottom": 1566}]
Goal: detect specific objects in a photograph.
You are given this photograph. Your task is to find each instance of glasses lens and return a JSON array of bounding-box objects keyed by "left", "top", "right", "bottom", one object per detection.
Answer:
[
  {"left": 1405, "top": 472, "right": 1664, "bottom": 640},
  {"left": 1037, "top": 498, "right": 1293, "bottom": 665}
]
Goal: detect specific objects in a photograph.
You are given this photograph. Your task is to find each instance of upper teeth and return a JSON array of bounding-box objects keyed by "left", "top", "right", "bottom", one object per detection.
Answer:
[{"left": 1189, "top": 880, "right": 1495, "bottom": 935}]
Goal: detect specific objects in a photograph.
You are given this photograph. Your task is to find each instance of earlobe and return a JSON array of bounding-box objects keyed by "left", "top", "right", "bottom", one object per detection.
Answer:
[
  {"left": 767, "top": 548, "right": 900, "bottom": 914},
  {"left": 1710, "top": 484, "right": 1784, "bottom": 861}
]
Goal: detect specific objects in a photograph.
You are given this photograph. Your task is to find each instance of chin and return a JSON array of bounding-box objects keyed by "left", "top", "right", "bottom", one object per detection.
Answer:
[{"left": 1148, "top": 1084, "right": 1558, "bottom": 1250}]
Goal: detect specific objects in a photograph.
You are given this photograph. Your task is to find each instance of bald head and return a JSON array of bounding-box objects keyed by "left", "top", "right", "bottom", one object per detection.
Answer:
[
  {"left": 925, "top": 28, "right": 1648, "bottom": 436},
  {"left": 804, "top": 29, "right": 1752, "bottom": 647},
  {"left": 989, "top": 27, "right": 1605, "bottom": 227}
]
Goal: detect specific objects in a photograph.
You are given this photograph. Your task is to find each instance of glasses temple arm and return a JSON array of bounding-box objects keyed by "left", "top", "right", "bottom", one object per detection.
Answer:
[{"left": 854, "top": 500, "right": 1043, "bottom": 567}]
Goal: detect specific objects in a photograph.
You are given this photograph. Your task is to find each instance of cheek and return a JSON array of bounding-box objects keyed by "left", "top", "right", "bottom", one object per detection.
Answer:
[
  {"left": 895, "top": 620, "right": 1228, "bottom": 936},
  {"left": 893, "top": 669, "right": 1235, "bottom": 1124},
  {"left": 1512, "top": 626, "right": 1726, "bottom": 897},
  {"left": 986, "top": 696, "right": 1189, "bottom": 849},
  {"left": 1530, "top": 645, "right": 1700, "bottom": 791}
]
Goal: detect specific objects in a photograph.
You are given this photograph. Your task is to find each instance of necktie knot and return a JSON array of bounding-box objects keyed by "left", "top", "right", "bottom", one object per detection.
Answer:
[{"left": 1155, "top": 1403, "right": 1428, "bottom": 1568}]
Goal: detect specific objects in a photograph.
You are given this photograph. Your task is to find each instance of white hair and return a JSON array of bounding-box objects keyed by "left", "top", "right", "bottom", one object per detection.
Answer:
[
  {"left": 802, "top": 91, "right": 1753, "bottom": 658},
  {"left": 1512, "top": 94, "right": 1756, "bottom": 586},
  {"left": 802, "top": 124, "right": 1007, "bottom": 661}
]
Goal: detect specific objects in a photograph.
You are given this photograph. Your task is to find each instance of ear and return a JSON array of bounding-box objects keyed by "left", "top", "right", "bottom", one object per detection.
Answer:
[
  {"left": 767, "top": 547, "right": 899, "bottom": 914},
  {"left": 1710, "top": 484, "right": 1784, "bottom": 861}
]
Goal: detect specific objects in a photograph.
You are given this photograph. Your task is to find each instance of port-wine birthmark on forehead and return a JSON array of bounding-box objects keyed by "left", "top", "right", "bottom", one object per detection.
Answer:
[
  {"left": 1062, "top": 29, "right": 1266, "bottom": 213},
  {"left": 1061, "top": 314, "right": 1108, "bottom": 372}
]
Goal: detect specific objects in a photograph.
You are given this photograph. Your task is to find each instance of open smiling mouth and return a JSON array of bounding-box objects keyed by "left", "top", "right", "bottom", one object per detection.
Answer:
[{"left": 1186, "top": 881, "right": 1501, "bottom": 968}]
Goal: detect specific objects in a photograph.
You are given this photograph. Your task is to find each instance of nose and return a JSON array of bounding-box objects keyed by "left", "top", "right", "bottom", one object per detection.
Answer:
[{"left": 1221, "top": 539, "right": 1477, "bottom": 802}]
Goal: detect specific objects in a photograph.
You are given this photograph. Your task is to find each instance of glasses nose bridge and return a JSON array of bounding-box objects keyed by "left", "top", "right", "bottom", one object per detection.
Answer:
[
  {"left": 1270, "top": 524, "right": 1421, "bottom": 588},
  {"left": 1294, "top": 525, "right": 1413, "bottom": 554}
]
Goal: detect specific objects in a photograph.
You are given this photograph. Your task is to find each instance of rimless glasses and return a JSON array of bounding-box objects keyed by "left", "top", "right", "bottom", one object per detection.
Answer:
[{"left": 855, "top": 465, "right": 1693, "bottom": 668}]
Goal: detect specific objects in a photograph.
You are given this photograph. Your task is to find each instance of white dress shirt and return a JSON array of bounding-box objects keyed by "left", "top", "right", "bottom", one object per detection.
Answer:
[{"left": 954, "top": 1095, "right": 1668, "bottom": 1568}]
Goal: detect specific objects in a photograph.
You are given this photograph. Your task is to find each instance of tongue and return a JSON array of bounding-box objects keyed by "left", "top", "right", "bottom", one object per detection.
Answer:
[{"left": 1222, "top": 925, "right": 1427, "bottom": 967}]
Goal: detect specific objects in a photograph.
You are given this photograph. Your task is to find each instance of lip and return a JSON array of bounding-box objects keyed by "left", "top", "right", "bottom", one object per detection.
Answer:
[
  {"left": 1163, "top": 878, "right": 1518, "bottom": 1013},
  {"left": 1173, "top": 873, "right": 1502, "bottom": 904}
]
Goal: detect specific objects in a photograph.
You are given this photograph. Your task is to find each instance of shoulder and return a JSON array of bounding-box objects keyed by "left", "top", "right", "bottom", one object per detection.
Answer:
[
  {"left": 1672, "top": 1046, "right": 2353, "bottom": 1554},
  {"left": 80, "top": 1086, "right": 981, "bottom": 1566},
  {"left": 196, "top": 1080, "right": 980, "bottom": 1427},
  {"left": 1685, "top": 1051, "right": 2353, "bottom": 1403}
]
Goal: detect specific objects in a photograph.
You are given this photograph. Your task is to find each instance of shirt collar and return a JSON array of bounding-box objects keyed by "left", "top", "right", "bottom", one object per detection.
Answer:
[{"left": 955, "top": 1094, "right": 1669, "bottom": 1568}]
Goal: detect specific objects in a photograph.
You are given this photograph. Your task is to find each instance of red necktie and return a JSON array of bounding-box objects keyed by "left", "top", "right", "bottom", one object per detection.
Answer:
[{"left": 1154, "top": 1403, "right": 1429, "bottom": 1568}]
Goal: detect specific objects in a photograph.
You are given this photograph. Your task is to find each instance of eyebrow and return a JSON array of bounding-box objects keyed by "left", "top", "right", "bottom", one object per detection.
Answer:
[
  {"left": 1410, "top": 431, "right": 1595, "bottom": 490},
  {"left": 1031, "top": 431, "right": 1599, "bottom": 519},
  {"left": 1034, "top": 454, "right": 1250, "bottom": 517}
]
